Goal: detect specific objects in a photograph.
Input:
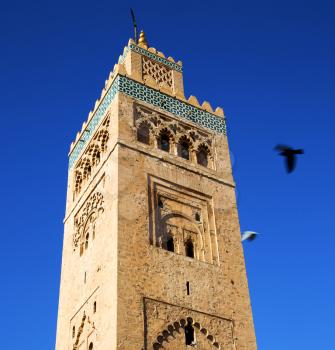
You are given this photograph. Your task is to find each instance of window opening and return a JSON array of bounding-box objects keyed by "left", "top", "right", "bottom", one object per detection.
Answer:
[
  {"left": 197, "top": 146, "right": 209, "bottom": 167},
  {"left": 85, "top": 233, "right": 89, "bottom": 250},
  {"left": 186, "top": 281, "right": 190, "bottom": 295},
  {"left": 137, "top": 123, "right": 150, "bottom": 144},
  {"left": 158, "top": 133, "right": 170, "bottom": 152},
  {"left": 179, "top": 140, "right": 190, "bottom": 160},
  {"left": 185, "top": 239, "right": 194, "bottom": 258},
  {"left": 166, "top": 235, "right": 174, "bottom": 252},
  {"left": 185, "top": 320, "right": 195, "bottom": 345}
]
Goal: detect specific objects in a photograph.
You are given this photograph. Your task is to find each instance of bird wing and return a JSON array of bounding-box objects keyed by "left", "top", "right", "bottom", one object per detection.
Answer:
[
  {"left": 275, "top": 144, "right": 291, "bottom": 152},
  {"left": 293, "top": 149, "right": 304, "bottom": 154},
  {"left": 241, "top": 231, "right": 257, "bottom": 241},
  {"left": 286, "top": 154, "right": 296, "bottom": 173}
]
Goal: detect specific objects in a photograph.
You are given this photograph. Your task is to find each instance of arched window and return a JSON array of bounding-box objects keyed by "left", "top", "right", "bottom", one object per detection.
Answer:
[
  {"left": 158, "top": 130, "right": 171, "bottom": 152},
  {"left": 137, "top": 122, "right": 150, "bottom": 144},
  {"left": 93, "top": 301, "right": 97, "bottom": 313},
  {"left": 178, "top": 137, "right": 191, "bottom": 160},
  {"left": 197, "top": 145, "right": 209, "bottom": 167},
  {"left": 89, "top": 342, "right": 94, "bottom": 350},
  {"left": 185, "top": 239, "right": 194, "bottom": 258},
  {"left": 85, "top": 233, "right": 89, "bottom": 250},
  {"left": 184, "top": 320, "right": 195, "bottom": 345},
  {"left": 166, "top": 235, "right": 174, "bottom": 252},
  {"left": 195, "top": 212, "right": 201, "bottom": 222}
]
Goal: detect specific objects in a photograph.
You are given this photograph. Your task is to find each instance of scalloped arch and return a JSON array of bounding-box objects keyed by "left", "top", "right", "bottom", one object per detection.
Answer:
[{"left": 152, "top": 318, "right": 221, "bottom": 350}]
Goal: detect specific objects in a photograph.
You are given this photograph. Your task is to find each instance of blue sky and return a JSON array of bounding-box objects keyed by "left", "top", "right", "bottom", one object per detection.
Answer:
[{"left": 1, "top": 0, "right": 334, "bottom": 348}]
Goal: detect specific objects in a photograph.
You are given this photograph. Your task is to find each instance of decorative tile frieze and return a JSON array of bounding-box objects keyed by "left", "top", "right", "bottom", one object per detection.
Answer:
[
  {"left": 118, "top": 44, "right": 182, "bottom": 72},
  {"left": 69, "top": 76, "right": 226, "bottom": 169},
  {"left": 68, "top": 79, "right": 119, "bottom": 169},
  {"left": 129, "top": 44, "right": 182, "bottom": 72}
]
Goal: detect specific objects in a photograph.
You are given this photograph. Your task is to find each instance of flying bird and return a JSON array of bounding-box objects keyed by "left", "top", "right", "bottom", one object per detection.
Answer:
[
  {"left": 241, "top": 231, "right": 259, "bottom": 242},
  {"left": 275, "top": 144, "right": 304, "bottom": 173}
]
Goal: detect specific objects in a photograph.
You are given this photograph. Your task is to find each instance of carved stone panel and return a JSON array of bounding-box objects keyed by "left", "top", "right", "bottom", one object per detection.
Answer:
[
  {"left": 74, "top": 189, "right": 104, "bottom": 256},
  {"left": 134, "top": 104, "right": 215, "bottom": 170},
  {"left": 148, "top": 175, "right": 219, "bottom": 265},
  {"left": 70, "top": 288, "right": 99, "bottom": 350},
  {"left": 144, "top": 298, "right": 235, "bottom": 350}
]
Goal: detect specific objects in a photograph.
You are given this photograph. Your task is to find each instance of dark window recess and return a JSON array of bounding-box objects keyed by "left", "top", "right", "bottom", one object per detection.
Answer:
[
  {"left": 89, "top": 343, "right": 93, "bottom": 350},
  {"left": 185, "top": 240, "right": 194, "bottom": 258},
  {"left": 137, "top": 124, "right": 150, "bottom": 144},
  {"left": 186, "top": 281, "right": 190, "bottom": 295},
  {"left": 195, "top": 212, "right": 200, "bottom": 222},
  {"left": 158, "top": 134, "right": 170, "bottom": 152},
  {"left": 179, "top": 141, "right": 190, "bottom": 160},
  {"left": 72, "top": 326, "right": 75, "bottom": 338},
  {"left": 184, "top": 320, "right": 195, "bottom": 345},
  {"left": 166, "top": 236, "right": 174, "bottom": 252},
  {"left": 85, "top": 233, "right": 89, "bottom": 250},
  {"left": 197, "top": 148, "right": 208, "bottom": 167},
  {"left": 93, "top": 301, "right": 97, "bottom": 313},
  {"left": 158, "top": 198, "right": 164, "bottom": 209}
]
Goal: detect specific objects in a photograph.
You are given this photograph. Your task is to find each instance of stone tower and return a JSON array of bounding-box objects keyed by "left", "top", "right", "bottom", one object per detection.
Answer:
[{"left": 55, "top": 32, "right": 257, "bottom": 350}]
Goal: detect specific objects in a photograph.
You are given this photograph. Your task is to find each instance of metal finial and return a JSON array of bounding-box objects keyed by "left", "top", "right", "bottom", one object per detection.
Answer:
[
  {"left": 130, "top": 8, "right": 138, "bottom": 43},
  {"left": 138, "top": 30, "right": 148, "bottom": 47}
]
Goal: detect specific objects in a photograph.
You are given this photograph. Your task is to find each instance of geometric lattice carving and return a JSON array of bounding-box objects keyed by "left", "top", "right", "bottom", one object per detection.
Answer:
[
  {"left": 73, "top": 115, "right": 110, "bottom": 198},
  {"left": 143, "top": 57, "right": 173, "bottom": 87},
  {"left": 73, "top": 191, "right": 104, "bottom": 255}
]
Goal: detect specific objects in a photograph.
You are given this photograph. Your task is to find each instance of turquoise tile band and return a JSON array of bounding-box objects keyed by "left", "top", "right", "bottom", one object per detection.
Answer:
[
  {"left": 119, "top": 44, "right": 182, "bottom": 72},
  {"left": 69, "top": 75, "right": 226, "bottom": 169}
]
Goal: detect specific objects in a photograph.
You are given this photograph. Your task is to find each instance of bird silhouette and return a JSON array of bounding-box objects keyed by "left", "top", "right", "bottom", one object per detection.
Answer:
[
  {"left": 275, "top": 144, "right": 304, "bottom": 173},
  {"left": 241, "top": 231, "right": 259, "bottom": 242}
]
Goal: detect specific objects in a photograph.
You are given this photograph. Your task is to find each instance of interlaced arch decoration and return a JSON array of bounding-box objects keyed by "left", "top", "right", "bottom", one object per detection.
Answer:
[
  {"left": 152, "top": 317, "right": 222, "bottom": 350},
  {"left": 73, "top": 114, "right": 110, "bottom": 198},
  {"left": 73, "top": 191, "right": 104, "bottom": 254},
  {"left": 135, "top": 105, "right": 214, "bottom": 169}
]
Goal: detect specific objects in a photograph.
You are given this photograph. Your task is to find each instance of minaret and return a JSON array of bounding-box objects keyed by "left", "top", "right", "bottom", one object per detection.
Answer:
[{"left": 55, "top": 33, "right": 257, "bottom": 350}]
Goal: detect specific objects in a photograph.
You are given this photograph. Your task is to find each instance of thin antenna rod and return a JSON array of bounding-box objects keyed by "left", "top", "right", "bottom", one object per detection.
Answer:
[{"left": 130, "top": 8, "right": 138, "bottom": 43}]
